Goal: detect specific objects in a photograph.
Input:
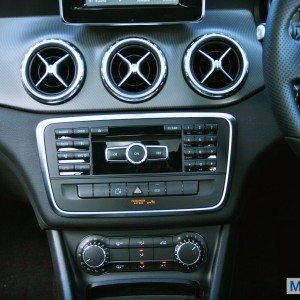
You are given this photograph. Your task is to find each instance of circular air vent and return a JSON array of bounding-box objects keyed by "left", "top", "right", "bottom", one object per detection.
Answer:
[
  {"left": 101, "top": 38, "right": 167, "bottom": 103},
  {"left": 183, "top": 34, "right": 249, "bottom": 98},
  {"left": 22, "top": 40, "right": 85, "bottom": 104}
]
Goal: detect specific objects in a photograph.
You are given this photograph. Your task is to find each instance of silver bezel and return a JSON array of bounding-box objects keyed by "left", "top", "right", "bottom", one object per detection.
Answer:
[
  {"left": 126, "top": 143, "right": 148, "bottom": 165},
  {"left": 183, "top": 33, "right": 249, "bottom": 99},
  {"left": 36, "top": 112, "right": 236, "bottom": 217},
  {"left": 101, "top": 38, "right": 167, "bottom": 103},
  {"left": 21, "top": 39, "right": 85, "bottom": 104},
  {"left": 59, "top": 0, "right": 206, "bottom": 26}
]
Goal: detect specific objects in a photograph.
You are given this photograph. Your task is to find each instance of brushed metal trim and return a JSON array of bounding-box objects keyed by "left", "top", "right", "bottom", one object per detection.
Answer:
[{"left": 36, "top": 112, "right": 235, "bottom": 217}]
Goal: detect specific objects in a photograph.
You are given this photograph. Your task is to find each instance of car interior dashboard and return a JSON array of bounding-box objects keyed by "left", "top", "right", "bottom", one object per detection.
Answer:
[{"left": 0, "top": 0, "right": 299, "bottom": 300}]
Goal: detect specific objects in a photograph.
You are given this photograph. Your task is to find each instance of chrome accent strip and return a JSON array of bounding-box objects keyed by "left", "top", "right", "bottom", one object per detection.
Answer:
[
  {"left": 21, "top": 39, "right": 85, "bottom": 104},
  {"left": 59, "top": 0, "right": 206, "bottom": 26},
  {"left": 36, "top": 112, "right": 235, "bottom": 217},
  {"left": 101, "top": 37, "right": 167, "bottom": 103},
  {"left": 183, "top": 33, "right": 249, "bottom": 99}
]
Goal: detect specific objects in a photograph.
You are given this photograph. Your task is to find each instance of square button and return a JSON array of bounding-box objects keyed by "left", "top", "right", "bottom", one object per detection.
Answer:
[
  {"left": 166, "top": 181, "right": 183, "bottom": 195},
  {"left": 130, "top": 248, "right": 153, "bottom": 262},
  {"left": 110, "top": 184, "right": 126, "bottom": 197},
  {"left": 94, "top": 184, "right": 109, "bottom": 198},
  {"left": 149, "top": 182, "right": 166, "bottom": 196},
  {"left": 77, "top": 184, "right": 93, "bottom": 198}
]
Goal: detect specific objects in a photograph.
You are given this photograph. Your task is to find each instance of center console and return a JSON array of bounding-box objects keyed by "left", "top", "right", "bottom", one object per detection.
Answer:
[{"left": 37, "top": 112, "right": 235, "bottom": 216}]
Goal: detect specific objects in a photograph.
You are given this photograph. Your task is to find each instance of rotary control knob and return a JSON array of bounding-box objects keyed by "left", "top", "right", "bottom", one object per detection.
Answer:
[
  {"left": 77, "top": 235, "right": 110, "bottom": 274},
  {"left": 126, "top": 143, "right": 147, "bottom": 165},
  {"left": 174, "top": 233, "right": 207, "bottom": 271}
]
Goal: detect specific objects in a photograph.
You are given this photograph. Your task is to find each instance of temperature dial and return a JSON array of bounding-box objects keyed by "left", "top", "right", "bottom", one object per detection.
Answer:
[
  {"left": 77, "top": 235, "right": 110, "bottom": 274},
  {"left": 174, "top": 233, "right": 207, "bottom": 271}
]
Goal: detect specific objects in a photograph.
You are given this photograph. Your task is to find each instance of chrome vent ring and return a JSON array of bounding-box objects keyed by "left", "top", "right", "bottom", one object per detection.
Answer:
[
  {"left": 101, "top": 38, "right": 167, "bottom": 103},
  {"left": 22, "top": 39, "right": 85, "bottom": 104},
  {"left": 183, "top": 34, "right": 249, "bottom": 98}
]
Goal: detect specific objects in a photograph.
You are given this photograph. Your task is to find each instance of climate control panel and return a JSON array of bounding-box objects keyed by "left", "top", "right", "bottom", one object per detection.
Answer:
[{"left": 76, "top": 233, "right": 207, "bottom": 275}]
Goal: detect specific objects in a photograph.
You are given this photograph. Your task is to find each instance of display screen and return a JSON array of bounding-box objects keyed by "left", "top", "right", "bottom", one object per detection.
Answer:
[
  {"left": 86, "top": 0, "right": 179, "bottom": 6},
  {"left": 92, "top": 126, "right": 182, "bottom": 175}
]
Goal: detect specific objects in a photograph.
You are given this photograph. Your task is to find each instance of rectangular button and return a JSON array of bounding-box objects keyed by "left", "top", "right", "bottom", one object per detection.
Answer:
[
  {"left": 130, "top": 248, "right": 153, "bottom": 262},
  {"left": 74, "top": 164, "right": 90, "bottom": 174},
  {"left": 108, "top": 263, "right": 131, "bottom": 272},
  {"left": 56, "top": 140, "right": 74, "bottom": 149},
  {"left": 127, "top": 183, "right": 149, "bottom": 197},
  {"left": 58, "top": 164, "right": 74, "bottom": 172},
  {"left": 194, "top": 147, "right": 207, "bottom": 156},
  {"left": 194, "top": 124, "right": 205, "bottom": 132},
  {"left": 55, "top": 128, "right": 73, "bottom": 137},
  {"left": 205, "top": 135, "right": 218, "bottom": 143},
  {"left": 74, "top": 140, "right": 90, "bottom": 149},
  {"left": 183, "top": 136, "right": 195, "bottom": 143},
  {"left": 73, "top": 128, "right": 89, "bottom": 136},
  {"left": 109, "top": 237, "right": 130, "bottom": 248},
  {"left": 183, "top": 181, "right": 199, "bottom": 195},
  {"left": 166, "top": 181, "right": 183, "bottom": 195},
  {"left": 206, "top": 159, "right": 217, "bottom": 168},
  {"left": 183, "top": 124, "right": 194, "bottom": 134},
  {"left": 91, "top": 127, "right": 109, "bottom": 135},
  {"left": 195, "top": 160, "right": 206, "bottom": 170},
  {"left": 106, "top": 147, "right": 127, "bottom": 161},
  {"left": 57, "top": 152, "right": 74, "bottom": 160},
  {"left": 195, "top": 135, "right": 205, "bottom": 143},
  {"left": 131, "top": 262, "right": 153, "bottom": 272},
  {"left": 154, "top": 247, "right": 174, "bottom": 261},
  {"left": 205, "top": 124, "right": 218, "bottom": 132},
  {"left": 110, "top": 249, "right": 130, "bottom": 262},
  {"left": 164, "top": 125, "right": 182, "bottom": 133},
  {"left": 184, "top": 148, "right": 195, "bottom": 156},
  {"left": 184, "top": 161, "right": 195, "bottom": 172},
  {"left": 130, "top": 237, "right": 153, "bottom": 248},
  {"left": 74, "top": 152, "right": 90, "bottom": 160},
  {"left": 147, "top": 146, "right": 168, "bottom": 160},
  {"left": 77, "top": 184, "right": 93, "bottom": 198},
  {"left": 149, "top": 182, "right": 166, "bottom": 196},
  {"left": 206, "top": 146, "right": 217, "bottom": 155},
  {"left": 94, "top": 184, "right": 109, "bottom": 198},
  {"left": 110, "top": 183, "right": 126, "bottom": 197},
  {"left": 152, "top": 261, "right": 177, "bottom": 272},
  {"left": 153, "top": 237, "right": 173, "bottom": 247}
]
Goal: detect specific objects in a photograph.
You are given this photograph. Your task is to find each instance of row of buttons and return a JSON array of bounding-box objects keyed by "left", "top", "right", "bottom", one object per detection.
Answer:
[
  {"left": 184, "top": 146, "right": 217, "bottom": 158},
  {"left": 56, "top": 139, "right": 90, "bottom": 150},
  {"left": 185, "top": 159, "right": 217, "bottom": 172},
  {"left": 55, "top": 126, "right": 109, "bottom": 137},
  {"left": 164, "top": 124, "right": 218, "bottom": 134},
  {"left": 59, "top": 164, "right": 91, "bottom": 174},
  {"left": 183, "top": 135, "right": 217, "bottom": 145},
  {"left": 106, "top": 261, "right": 176, "bottom": 273},
  {"left": 77, "top": 181, "right": 199, "bottom": 198},
  {"left": 109, "top": 236, "right": 173, "bottom": 248},
  {"left": 109, "top": 247, "right": 174, "bottom": 263}
]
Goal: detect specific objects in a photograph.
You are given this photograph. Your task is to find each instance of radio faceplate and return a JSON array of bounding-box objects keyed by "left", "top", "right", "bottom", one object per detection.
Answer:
[{"left": 37, "top": 113, "right": 235, "bottom": 216}]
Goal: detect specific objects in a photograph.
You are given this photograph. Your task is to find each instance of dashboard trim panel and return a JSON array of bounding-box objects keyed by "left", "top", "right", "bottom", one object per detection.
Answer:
[{"left": 36, "top": 112, "right": 235, "bottom": 217}]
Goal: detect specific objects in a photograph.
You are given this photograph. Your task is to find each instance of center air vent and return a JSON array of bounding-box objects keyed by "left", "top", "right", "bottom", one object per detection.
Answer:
[
  {"left": 101, "top": 38, "right": 167, "bottom": 103},
  {"left": 22, "top": 40, "right": 85, "bottom": 104},
  {"left": 183, "top": 34, "right": 249, "bottom": 98}
]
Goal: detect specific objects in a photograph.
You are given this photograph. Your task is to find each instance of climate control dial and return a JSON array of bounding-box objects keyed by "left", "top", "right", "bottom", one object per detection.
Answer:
[
  {"left": 77, "top": 235, "right": 110, "bottom": 274},
  {"left": 174, "top": 233, "right": 207, "bottom": 271}
]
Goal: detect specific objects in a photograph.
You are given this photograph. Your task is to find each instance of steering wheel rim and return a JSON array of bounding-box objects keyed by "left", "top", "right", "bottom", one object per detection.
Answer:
[{"left": 264, "top": 0, "right": 300, "bottom": 156}]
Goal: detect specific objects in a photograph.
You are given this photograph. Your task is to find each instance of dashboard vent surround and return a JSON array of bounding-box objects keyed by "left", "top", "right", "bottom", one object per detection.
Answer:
[
  {"left": 101, "top": 38, "right": 167, "bottom": 103},
  {"left": 183, "top": 34, "right": 249, "bottom": 98},
  {"left": 22, "top": 40, "right": 85, "bottom": 104}
]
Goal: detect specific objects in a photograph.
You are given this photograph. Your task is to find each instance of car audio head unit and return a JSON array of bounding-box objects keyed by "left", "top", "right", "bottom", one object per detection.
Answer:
[
  {"left": 59, "top": 0, "right": 205, "bottom": 25},
  {"left": 37, "top": 113, "right": 235, "bottom": 217}
]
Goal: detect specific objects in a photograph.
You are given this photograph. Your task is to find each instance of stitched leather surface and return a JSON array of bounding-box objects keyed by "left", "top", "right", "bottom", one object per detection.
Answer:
[{"left": 264, "top": 0, "right": 300, "bottom": 138}]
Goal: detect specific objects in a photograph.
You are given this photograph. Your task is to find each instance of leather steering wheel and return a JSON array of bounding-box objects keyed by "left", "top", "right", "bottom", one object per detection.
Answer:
[{"left": 264, "top": 0, "right": 300, "bottom": 158}]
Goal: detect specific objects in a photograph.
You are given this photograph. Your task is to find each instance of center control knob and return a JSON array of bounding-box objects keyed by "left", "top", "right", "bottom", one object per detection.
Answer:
[{"left": 126, "top": 143, "right": 148, "bottom": 165}]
